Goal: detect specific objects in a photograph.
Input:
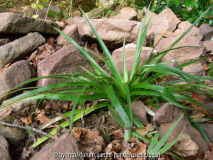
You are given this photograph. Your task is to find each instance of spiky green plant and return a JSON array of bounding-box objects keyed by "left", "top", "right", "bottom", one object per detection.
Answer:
[{"left": 0, "top": 6, "right": 213, "bottom": 152}]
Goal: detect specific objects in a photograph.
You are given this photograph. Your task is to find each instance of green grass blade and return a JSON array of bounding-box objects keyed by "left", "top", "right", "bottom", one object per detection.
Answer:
[
  {"left": 147, "top": 132, "right": 160, "bottom": 153},
  {"left": 106, "top": 85, "right": 132, "bottom": 129},
  {"left": 32, "top": 103, "right": 107, "bottom": 148},
  {"left": 79, "top": 8, "right": 122, "bottom": 83},
  {"left": 149, "top": 114, "right": 184, "bottom": 154},
  {"left": 54, "top": 27, "right": 109, "bottom": 77}
]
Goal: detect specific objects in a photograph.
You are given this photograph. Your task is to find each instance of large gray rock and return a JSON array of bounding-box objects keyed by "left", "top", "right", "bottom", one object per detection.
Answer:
[
  {"left": 1, "top": 99, "right": 37, "bottom": 116},
  {"left": 0, "top": 115, "right": 25, "bottom": 144},
  {"left": 77, "top": 18, "right": 142, "bottom": 49},
  {"left": 111, "top": 43, "right": 157, "bottom": 75},
  {"left": 30, "top": 133, "right": 83, "bottom": 160},
  {"left": 111, "top": 7, "right": 138, "bottom": 21},
  {"left": 0, "top": 12, "right": 61, "bottom": 34},
  {"left": 0, "top": 135, "right": 11, "bottom": 160},
  {"left": 37, "top": 44, "right": 99, "bottom": 86},
  {"left": 156, "top": 35, "right": 206, "bottom": 70},
  {"left": 0, "top": 60, "right": 36, "bottom": 103},
  {"left": 151, "top": 8, "right": 181, "bottom": 36},
  {"left": 0, "top": 32, "right": 45, "bottom": 70},
  {"left": 200, "top": 24, "right": 213, "bottom": 40},
  {"left": 56, "top": 24, "right": 81, "bottom": 46}
]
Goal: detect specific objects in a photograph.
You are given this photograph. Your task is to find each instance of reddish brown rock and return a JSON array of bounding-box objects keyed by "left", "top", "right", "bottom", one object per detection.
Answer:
[
  {"left": 111, "top": 7, "right": 138, "bottom": 21},
  {"left": 77, "top": 18, "right": 141, "bottom": 49},
  {"left": 151, "top": 8, "right": 181, "bottom": 36},
  {"left": 0, "top": 135, "right": 11, "bottom": 160},
  {"left": 0, "top": 60, "right": 36, "bottom": 103},
  {"left": 203, "top": 40, "right": 213, "bottom": 53},
  {"left": 182, "top": 62, "right": 204, "bottom": 76},
  {"left": 156, "top": 35, "right": 206, "bottom": 70},
  {"left": 56, "top": 24, "right": 81, "bottom": 46},
  {"left": 159, "top": 120, "right": 209, "bottom": 154},
  {"left": 174, "top": 21, "right": 203, "bottom": 40},
  {"left": 111, "top": 43, "right": 157, "bottom": 75},
  {"left": 37, "top": 44, "right": 99, "bottom": 86},
  {"left": 131, "top": 101, "right": 148, "bottom": 125},
  {"left": 200, "top": 24, "right": 213, "bottom": 40},
  {"left": 30, "top": 133, "right": 83, "bottom": 160},
  {"left": 153, "top": 103, "right": 184, "bottom": 126}
]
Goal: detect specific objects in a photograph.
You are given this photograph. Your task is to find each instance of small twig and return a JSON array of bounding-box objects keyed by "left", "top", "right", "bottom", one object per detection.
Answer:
[
  {"left": 45, "top": 0, "right": 53, "bottom": 21},
  {"left": 70, "top": 0, "right": 73, "bottom": 17},
  {"left": 0, "top": 121, "right": 54, "bottom": 139}
]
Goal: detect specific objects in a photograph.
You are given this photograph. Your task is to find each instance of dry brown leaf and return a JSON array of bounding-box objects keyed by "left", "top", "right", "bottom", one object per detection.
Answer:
[
  {"left": 131, "top": 140, "right": 146, "bottom": 160},
  {"left": 106, "top": 140, "right": 122, "bottom": 153},
  {"left": 205, "top": 151, "right": 213, "bottom": 160},
  {"left": 110, "top": 128, "right": 124, "bottom": 138},
  {"left": 35, "top": 110, "right": 51, "bottom": 124},
  {"left": 191, "top": 91, "right": 213, "bottom": 118},
  {"left": 0, "top": 107, "right": 12, "bottom": 120},
  {"left": 135, "top": 127, "right": 148, "bottom": 137},
  {"left": 145, "top": 123, "right": 154, "bottom": 132},
  {"left": 191, "top": 113, "right": 206, "bottom": 119},
  {"left": 174, "top": 133, "right": 199, "bottom": 157},
  {"left": 203, "top": 65, "right": 211, "bottom": 71},
  {"left": 72, "top": 127, "right": 87, "bottom": 139},
  {"left": 210, "top": 143, "right": 213, "bottom": 152},
  {"left": 76, "top": 128, "right": 105, "bottom": 154},
  {"left": 20, "top": 114, "right": 32, "bottom": 124}
]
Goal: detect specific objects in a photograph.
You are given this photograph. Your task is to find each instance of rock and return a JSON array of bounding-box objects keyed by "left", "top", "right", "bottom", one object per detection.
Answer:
[
  {"left": 0, "top": 32, "right": 45, "bottom": 70},
  {"left": 77, "top": 18, "right": 141, "bottom": 49},
  {"left": 159, "top": 120, "right": 209, "bottom": 154},
  {"left": 37, "top": 4, "right": 61, "bottom": 21},
  {"left": 0, "top": 135, "right": 11, "bottom": 160},
  {"left": 1, "top": 99, "right": 37, "bottom": 117},
  {"left": 30, "top": 133, "right": 83, "bottom": 160},
  {"left": 140, "top": 7, "right": 157, "bottom": 26},
  {"left": 111, "top": 7, "right": 138, "bottom": 21},
  {"left": 182, "top": 62, "right": 204, "bottom": 76},
  {"left": 56, "top": 24, "right": 81, "bottom": 46},
  {"left": 131, "top": 101, "right": 148, "bottom": 125},
  {"left": 153, "top": 103, "right": 184, "bottom": 126},
  {"left": 37, "top": 44, "right": 100, "bottom": 86},
  {"left": 200, "top": 24, "right": 213, "bottom": 40},
  {"left": 156, "top": 35, "right": 206, "bottom": 68},
  {"left": 0, "top": 115, "right": 25, "bottom": 144},
  {"left": 198, "top": 123, "right": 213, "bottom": 143},
  {"left": 111, "top": 43, "right": 156, "bottom": 75},
  {"left": 203, "top": 40, "right": 213, "bottom": 53},
  {"left": 151, "top": 8, "right": 181, "bottom": 36},
  {"left": 0, "top": 60, "right": 36, "bottom": 103},
  {"left": 174, "top": 21, "right": 203, "bottom": 40},
  {"left": 67, "top": 16, "right": 84, "bottom": 26},
  {"left": 0, "top": 12, "right": 61, "bottom": 34}
]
